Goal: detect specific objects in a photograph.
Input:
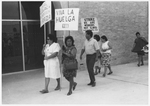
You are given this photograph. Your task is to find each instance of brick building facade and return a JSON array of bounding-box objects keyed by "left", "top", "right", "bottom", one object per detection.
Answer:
[
  {"left": 2, "top": 1, "right": 148, "bottom": 74},
  {"left": 56, "top": 1, "right": 148, "bottom": 70}
]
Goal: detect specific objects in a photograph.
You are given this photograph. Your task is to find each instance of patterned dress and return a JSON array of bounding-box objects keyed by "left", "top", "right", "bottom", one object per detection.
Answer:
[
  {"left": 101, "top": 53, "right": 111, "bottom": 66},
  {"left": 101, "top": 41, "right": 111, "bottom": 67},
  {"left": 62, "top": 46, "right": 77, "bottom": 78}
]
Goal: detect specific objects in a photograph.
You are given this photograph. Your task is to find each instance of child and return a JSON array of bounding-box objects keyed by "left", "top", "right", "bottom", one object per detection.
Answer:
[
  {"left": 93, "top": 34, "right": 102, "bottom": 75},
  {"left": 132, "top": 32, "right": 148, "bottom": 66}
]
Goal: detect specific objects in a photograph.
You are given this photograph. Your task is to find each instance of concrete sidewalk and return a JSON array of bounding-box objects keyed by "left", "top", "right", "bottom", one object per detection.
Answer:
[{"left": 2, "top": 61, "right": 149, "bottom": 104}]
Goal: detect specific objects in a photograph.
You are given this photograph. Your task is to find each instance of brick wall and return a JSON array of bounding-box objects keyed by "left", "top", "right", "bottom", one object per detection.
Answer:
[{"left": 58, "top": 1, "right": 148, "bottom": 70}]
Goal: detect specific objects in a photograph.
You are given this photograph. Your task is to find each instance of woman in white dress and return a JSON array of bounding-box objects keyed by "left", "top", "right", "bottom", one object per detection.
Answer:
[{"left": 40, "top": 34, "right": 61, "bottom": 94}]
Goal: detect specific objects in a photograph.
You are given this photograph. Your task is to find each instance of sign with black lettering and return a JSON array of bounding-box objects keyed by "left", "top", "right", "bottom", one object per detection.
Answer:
[
  {"left": 40, "top": 1, "right": 51, "bottom": 27},
  {"left": 55, "top": 8, "right": 79, "bottom": 30},
  {"left": 81, "top": 17, "right": 99, "bottom": 32}
]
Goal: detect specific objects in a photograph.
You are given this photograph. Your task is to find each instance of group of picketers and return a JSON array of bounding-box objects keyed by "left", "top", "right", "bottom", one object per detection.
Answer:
[{"left": 40, "top": 30, "right": 148, "bottom": 96}]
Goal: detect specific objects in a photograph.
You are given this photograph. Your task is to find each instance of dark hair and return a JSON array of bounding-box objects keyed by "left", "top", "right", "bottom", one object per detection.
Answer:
[
  {"left": 65, "top": 36, "right": 75, "bottom": 46},
  {"left": 47, "top": 34, "right": 57, "bottom": 43},
  {"left": 94, "top": 34, "right": 100, "bottom": 41},
  {"left": 86, "top": 30, "right": 93, "bottom": 37},
  {"left": 101, "top": 35, "right": 108, "bottom": 41},
  {"left": 136, "top": 32, "right": 140, "bottom": 35}
]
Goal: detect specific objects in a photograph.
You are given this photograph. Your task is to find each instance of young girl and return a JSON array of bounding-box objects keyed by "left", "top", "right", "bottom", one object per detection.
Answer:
[
  {"left": 93, "top": 34, "right": 101, "bottom": 75},
  {"left": 132, "top": 32, "right": 148, "bottom": 66}
]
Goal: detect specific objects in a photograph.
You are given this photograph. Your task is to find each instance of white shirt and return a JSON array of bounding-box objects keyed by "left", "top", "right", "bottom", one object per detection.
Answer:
[
  {"left": 84, "top": 38, "right": 99, "bottom": 54},
  {"left": 101, "top": 41, "right": 111, "bottom": 54}
]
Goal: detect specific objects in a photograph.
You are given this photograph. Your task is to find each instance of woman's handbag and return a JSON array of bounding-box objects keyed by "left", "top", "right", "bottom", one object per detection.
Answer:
[{"left": 64, "top": 59, "right": 78, "bottom": 70}]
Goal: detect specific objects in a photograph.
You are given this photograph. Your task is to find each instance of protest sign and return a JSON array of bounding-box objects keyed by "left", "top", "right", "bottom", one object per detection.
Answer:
[
  {"left": 81, "top": 17, "right": 99, "bottom": 32},
  {"left": 40, "top": 1, "right": 51, "bottom": 27},
  {"left": 55, "top": 8, "right": 79, "bottom": 31}
]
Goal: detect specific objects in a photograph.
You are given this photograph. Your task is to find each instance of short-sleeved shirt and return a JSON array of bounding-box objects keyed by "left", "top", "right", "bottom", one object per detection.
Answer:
[
  {"left": 44, "top": 43, "right": 60, "bottom": 57},
  {"left": 83, "top": 38, "right": 99, "bottom": 55}
]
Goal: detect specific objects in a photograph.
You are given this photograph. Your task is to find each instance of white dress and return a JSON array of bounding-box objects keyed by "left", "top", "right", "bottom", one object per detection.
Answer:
[{"left": 44, "top": 43, "right": 61, "bottom": 79}]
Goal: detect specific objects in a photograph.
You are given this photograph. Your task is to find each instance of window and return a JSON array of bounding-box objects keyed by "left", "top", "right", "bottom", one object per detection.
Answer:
[
  {"left": 2, "top": 1, "right": 44, "bottom": 74},
  {"left": 2, "top": 21, "right": 23, "bottom": 73},
  {"left": 2, "top": 2, "right": 20, "bottom": 19},
  {"left": 21, "top": 1, "right": 42, "bottom": 20},
  {"left": 23, "top": 21, "right": 44, "bottom": 70}
]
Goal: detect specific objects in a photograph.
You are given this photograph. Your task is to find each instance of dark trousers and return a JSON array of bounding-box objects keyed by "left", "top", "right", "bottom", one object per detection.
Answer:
[{"left": 86, "top": 53, "right": 96, "bottom": 83}]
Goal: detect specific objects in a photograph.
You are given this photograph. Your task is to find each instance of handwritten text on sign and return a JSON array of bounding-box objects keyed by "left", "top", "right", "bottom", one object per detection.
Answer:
[
  {"left": 40, "top": 1, "right": 51, "bottom": 27},
  {"left": 55, "top": 8, "right": 79, "bottom": 30},
  {"left": 81, "top": 17, "right": 99, "bottom": 32}
]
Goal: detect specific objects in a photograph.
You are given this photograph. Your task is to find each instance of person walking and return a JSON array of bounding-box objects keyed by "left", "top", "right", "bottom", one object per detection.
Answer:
[
  {"left": 93, "top": 34, "right": 102, "bottom": 75},
  {"left": 132, "top": 32, "right": 148, "bottom": 66},
  {"left": 100, "top": 35, "right": 113, "bottom": 77},
  {"left": 80, "top": 30, "right": 99, "bottom": 87},
  {"left": 62, "top": 36, "right": 77, "bottom": 96},
  {"left": 40, "top": 34, "right": 61, "bottom": 94}
]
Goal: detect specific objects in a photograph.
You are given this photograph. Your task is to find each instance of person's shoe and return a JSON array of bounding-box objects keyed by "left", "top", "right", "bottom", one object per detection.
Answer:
[
  {"left": 141, "top": 63, "right": 144, "bottom": 66},
  {"left": 94, "top": 72, "right": 98, "bottom": 75},
  {"left": 73, "top": 82, "right": 77, "bottom": 91},
  {"left": 103, "top": 74, "right": 106, "bottom": 77},
  {"left": 67, "top": 91, "right": 72, "bottom": 96},
  {"left": 92, "top": 82, "right": 96, "bottom": 87},
  {"left": 98, "top": 68, "right": 101, "bottom": 73},
  {"left": 87, "top": 82, "right": 92, "bottom": 85},
  {"left": 137, "top": 64, "right": 140, "bottom": 67},
  {"left": 107, "top": 71, "right": 113, "bottom": 75},
  {"left": 40, "top": 89, "right": 49, "bottom": 94},
  {"left": 54, "top": 86, "right": 61, "bottom": 91}
]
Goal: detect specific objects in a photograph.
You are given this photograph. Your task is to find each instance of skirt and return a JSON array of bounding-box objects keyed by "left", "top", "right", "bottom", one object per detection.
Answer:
[
  {"left": 63, "top": 64, "right": 77, "bottom": 78},
  {"left": 44, "top": 57, "right": 61, "bottom": 79},
  {"left": 101, "top": 53, "right": 111, "bottom": 66},
  {"left": 62, "top": 58, "right": 77, "bottom": 78},
  {"left": 137, "top": 51, "right": 145, "bottom": 56}
]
